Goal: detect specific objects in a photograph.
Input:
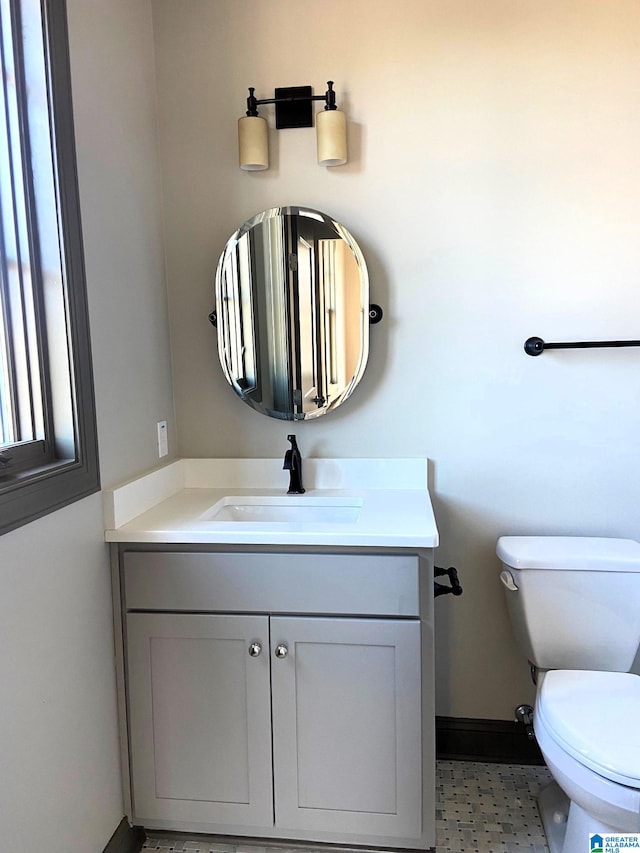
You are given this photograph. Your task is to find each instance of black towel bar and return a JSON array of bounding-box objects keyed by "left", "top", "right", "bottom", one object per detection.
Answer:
[{"left": 524, "top": 336, "right": 640, "bottom": 356}]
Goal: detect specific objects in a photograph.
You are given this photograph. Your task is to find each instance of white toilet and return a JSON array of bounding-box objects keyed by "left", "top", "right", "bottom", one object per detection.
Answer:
[{"left": 497, "top": 536, "right": 640, "bottom": 853}]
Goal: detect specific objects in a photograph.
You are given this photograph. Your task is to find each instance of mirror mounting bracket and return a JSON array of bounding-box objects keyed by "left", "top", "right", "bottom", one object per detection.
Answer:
[
  {"left": 368, "top": 304, "right": 383, "bottom": 324},
  {"left": 209, "top": 305, "right": 383, "bottom": 328}
]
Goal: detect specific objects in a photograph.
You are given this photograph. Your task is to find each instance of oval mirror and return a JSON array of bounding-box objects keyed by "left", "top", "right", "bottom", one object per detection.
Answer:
[{"left": 214, "top": 206, "right": 369, "bottom": 420}]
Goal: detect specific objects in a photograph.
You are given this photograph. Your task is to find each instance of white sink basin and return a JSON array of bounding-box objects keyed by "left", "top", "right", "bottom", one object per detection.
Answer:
[{"left": 202, "top": 495, "right": 363, "bottom": 524}]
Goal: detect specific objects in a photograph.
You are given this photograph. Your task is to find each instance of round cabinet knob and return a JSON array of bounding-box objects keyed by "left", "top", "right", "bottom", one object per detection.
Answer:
[
  {"left": 274, "top": 644, "right": 288, "bottom": 659},
  {"left": 248, "top": 642, "right": 262, "bottom": 657}
]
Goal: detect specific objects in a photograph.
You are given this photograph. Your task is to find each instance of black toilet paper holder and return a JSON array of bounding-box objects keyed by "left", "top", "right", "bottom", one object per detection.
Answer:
[{"left": 434, "top": 565, "right": 463, "bottom": 598}]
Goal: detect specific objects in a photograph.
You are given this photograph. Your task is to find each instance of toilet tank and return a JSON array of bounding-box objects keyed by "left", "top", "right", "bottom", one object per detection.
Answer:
[{"left": 497, "top": 536, "right": 640, "bottom": 672}]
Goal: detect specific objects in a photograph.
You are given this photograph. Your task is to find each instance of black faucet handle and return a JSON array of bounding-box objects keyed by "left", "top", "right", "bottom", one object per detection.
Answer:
[
  {"left": 284, "top": 434, "right": 305, "bottom": 494},
  {"left": 283, "top": 434, "right": 296, "bottom": 470}
]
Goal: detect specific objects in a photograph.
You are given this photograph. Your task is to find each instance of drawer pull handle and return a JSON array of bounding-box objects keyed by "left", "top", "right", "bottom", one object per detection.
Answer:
[
  {"left": 275, "top": 644, "right": 288, "bottom": 659},
  {"left": 248, "top": 642, "right": 262, "bottom": 657}
]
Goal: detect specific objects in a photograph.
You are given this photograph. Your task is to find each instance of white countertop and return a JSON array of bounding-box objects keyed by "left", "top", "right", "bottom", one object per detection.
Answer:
[{"left": 103, "top": 458, "right": 439, "bottom": 548}]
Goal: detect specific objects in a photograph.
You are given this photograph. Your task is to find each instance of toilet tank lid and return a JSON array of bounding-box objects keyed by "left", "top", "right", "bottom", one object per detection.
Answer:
[{"left": 496, "top": 536, "right": 640, "bottom": 571}]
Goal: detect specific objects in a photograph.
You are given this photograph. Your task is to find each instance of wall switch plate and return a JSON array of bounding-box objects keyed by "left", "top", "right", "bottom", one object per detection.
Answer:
[{"left": 157, "top": 420, "right": 168, "bottom": 458}]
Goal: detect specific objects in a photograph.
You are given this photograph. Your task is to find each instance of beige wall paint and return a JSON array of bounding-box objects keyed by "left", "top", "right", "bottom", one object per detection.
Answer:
[
  {"left": 152, "top": 0, "right": 640, "bottom": 720},
  {"left": 0, "top": 496, "right": 122, "bottom": 851},
  {"left": 70, "top": 0, "right": 176, "bottom": 487},
  {"left": 0, "top": 1, "right": 174, "bottom": 849}
]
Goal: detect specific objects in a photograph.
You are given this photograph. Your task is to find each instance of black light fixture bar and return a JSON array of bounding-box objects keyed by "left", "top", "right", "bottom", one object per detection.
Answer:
[
  {"left": 524, "top": 336, "right": 640, "bottom": 356},
  {"left": 245, "top": 81, "right": 338, "bottom": 129}
]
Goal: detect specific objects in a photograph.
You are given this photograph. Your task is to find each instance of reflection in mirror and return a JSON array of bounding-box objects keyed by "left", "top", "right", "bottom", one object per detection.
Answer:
[{"left": 215, "top": 207, "right": 369, "bottom": 420}]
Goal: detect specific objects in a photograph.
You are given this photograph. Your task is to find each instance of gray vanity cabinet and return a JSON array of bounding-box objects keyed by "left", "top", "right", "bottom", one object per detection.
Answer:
[
  {"left": 270, "top": 616, "right": 422, "bottom": 838},
  {"left": 116, "top": 549, "right": 434, "bottom": 847},
  {"left": 126, "top": 612, "right": 273, "bottom": 828}
]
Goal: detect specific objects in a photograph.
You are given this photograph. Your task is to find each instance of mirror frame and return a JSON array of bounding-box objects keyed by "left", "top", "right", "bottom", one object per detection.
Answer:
[{"left": 214, "top": 206, "right": 370, "bottom": 420}]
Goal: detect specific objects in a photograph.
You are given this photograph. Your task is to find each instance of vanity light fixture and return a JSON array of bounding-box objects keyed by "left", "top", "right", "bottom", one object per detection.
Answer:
[{"left": 237, "top": 81, "right": 348, "bottom": 171}]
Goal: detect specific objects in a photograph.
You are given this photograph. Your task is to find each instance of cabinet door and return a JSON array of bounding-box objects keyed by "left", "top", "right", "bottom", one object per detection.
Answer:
[
  {"left": 127, "top": 613, "right": 273, "bottom": 827},
  {"left": 270, "top": 617, "right": 422, "bottom": 838}
]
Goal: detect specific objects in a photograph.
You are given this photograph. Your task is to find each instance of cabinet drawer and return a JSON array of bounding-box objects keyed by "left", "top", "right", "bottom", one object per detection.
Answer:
[{"left": 123, "top": 551, "right": 419, "bottom": 616}]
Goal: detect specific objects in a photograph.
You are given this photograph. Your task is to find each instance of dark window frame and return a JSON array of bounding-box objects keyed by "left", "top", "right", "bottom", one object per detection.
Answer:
[{"left": 0, "top": 0, "right": 99, "bottom": 535}]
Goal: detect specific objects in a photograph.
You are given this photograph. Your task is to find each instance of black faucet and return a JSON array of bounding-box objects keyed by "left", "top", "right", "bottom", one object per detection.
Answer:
[{"left": 283, "top": 434, "right": 305, "bottom": 494}]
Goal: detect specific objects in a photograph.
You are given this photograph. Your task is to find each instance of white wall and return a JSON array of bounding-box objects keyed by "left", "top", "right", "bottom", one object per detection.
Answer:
[
  {"left": 69, "top": 0, "right": 175, "bottom": 487},
  {"left": 0, "top": 1, "right": 174, "bottom": 850},
  {"left": 152, "top": 0, "right": 640, "bottom": 719}
]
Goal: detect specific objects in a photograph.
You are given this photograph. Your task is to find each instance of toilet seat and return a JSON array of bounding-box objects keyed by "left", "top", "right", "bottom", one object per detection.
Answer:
[{"left": 538, "top": 670, "right": 640, "bottom": 789}]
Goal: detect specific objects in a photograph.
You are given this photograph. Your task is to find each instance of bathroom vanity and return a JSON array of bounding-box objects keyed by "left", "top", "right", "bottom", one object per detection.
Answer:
[{"left": 105, "top": 458, "right": 439, "bottom": 850}]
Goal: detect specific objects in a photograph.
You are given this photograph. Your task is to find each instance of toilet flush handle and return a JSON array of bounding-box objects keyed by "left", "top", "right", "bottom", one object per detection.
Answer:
[{"left": 500, "top": 569, "right": 519, "bottom": 591}]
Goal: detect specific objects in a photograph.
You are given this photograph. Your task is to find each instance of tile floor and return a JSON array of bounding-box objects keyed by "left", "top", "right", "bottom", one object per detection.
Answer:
[{"left": 142, "top": 760, "right": 553, "bottom": 853}]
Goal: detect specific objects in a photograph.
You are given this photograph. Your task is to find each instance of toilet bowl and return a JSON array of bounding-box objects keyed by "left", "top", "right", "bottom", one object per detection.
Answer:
[
  {"left": 497, "top": 536, "right": 640, "bottom": 853},
  {"left": 534, "top": 670, "right": 640, "bottom": 852}
]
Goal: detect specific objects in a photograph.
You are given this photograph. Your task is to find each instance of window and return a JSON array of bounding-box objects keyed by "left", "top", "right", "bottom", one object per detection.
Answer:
[{"left": 0, "top": 0, "right": 99, "bottom": 535}]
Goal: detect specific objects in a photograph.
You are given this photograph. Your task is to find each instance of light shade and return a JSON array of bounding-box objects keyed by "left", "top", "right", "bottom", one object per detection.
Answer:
[
  {"left": 238, "top": 115, "right": 268, "bottom": 171},
  {"left": 316, "top": 109, "right": 347, "bottom": 166}
]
